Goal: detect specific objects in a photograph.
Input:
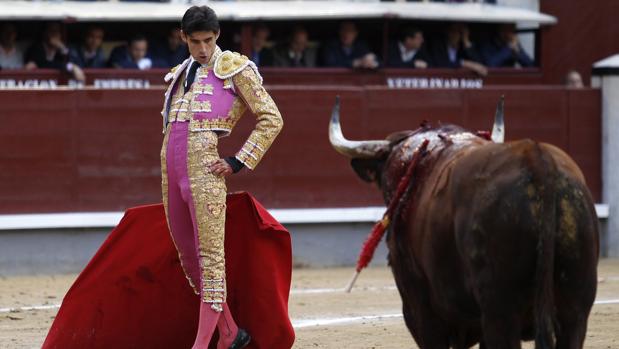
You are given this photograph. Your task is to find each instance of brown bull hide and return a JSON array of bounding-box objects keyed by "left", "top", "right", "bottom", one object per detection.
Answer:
[{"left": 364, "top": 125, "right": 599, "bottom": 349}]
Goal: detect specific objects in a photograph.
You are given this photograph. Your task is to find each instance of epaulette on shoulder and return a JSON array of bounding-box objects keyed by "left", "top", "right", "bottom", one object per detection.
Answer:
[
  {"left": 164, "top": 64, "right": 182, "bottom": 83},
  {"left": 214, "top": 51, "right": 251, "bottom": 79}
]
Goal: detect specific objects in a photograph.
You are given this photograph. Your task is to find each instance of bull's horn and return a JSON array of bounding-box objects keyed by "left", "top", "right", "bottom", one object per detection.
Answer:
[
  {"left": 491, "top": 95, "right": 505, "bottom": 143},
  {"left": 329, "top": 96, "right": 389, "bottom": 159}
]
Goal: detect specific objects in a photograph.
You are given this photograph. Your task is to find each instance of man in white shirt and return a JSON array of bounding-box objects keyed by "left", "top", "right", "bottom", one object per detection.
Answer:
[
  {"left": 387, "top": 27, "right": 430, "bottom": 68},
  {"left": 272, "top": 26, "right": 317, "bottom": 67},
  {"left": 109, "top": 34, "right": 153, "bottom": 70},
  {"left": 0, "top": 23, "right": 24, "bottom": 69}
]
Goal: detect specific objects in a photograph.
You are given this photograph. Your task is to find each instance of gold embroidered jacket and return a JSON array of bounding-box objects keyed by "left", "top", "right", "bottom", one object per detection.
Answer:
[{"left": 161, "top": 47, "right": 283, "bottom": 170}]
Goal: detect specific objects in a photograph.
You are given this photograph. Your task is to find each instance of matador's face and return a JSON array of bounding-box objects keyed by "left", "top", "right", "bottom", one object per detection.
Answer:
[{"left": 181, "top": 30, "right": 220, "bottom": 66}]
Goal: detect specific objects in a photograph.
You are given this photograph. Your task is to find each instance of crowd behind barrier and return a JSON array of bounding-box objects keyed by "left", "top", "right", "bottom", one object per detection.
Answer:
[{"left": 0, "top": 19, "right": 534, "bottom": 83}]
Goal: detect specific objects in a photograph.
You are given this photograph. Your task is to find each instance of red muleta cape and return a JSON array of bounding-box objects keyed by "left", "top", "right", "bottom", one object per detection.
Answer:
[{"left": 42, "top": 192, "right": 295, "bottom": 349}]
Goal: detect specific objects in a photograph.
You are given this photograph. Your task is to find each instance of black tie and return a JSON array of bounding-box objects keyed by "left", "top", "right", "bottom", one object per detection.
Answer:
[{"left": 184, "top": 61, "right": 201, "bottom": 93}]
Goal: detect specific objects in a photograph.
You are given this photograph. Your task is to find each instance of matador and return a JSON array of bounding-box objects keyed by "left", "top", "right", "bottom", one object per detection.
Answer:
[{"left": 160, "top": 6, "right": 283, "bottom": 349}]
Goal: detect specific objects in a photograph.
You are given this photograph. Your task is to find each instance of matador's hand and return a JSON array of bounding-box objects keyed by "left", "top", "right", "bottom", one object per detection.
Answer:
[{"left": 208, "top": 159, "right": 233, "bottom": 177}]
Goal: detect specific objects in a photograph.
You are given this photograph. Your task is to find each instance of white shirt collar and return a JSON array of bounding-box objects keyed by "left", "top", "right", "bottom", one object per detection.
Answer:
[
  {"left": 398, "top": 41, "right": 417, "bottom": 63},
  {"left": 185, "top": 46, "right": 221, "bottom": 78},
  {"left": 447, "top": 45, "right": 458, "bottom": 64}
]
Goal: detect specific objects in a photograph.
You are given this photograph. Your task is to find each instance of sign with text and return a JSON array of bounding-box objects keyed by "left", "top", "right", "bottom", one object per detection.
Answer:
[
  {"left": 0, "top": 78, "right": 153, "bottom": 89},
  {"left": 387, "top": 77, "right": 483, "bottom": 89},
  {"left": 0, "top": 79, "right": 59, "bottom": 89}
]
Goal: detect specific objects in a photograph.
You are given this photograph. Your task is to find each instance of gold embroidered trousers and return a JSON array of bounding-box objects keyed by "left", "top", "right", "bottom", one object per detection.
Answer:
[{"left": 161, "top": 122, "right": 227, "bottom": 311}]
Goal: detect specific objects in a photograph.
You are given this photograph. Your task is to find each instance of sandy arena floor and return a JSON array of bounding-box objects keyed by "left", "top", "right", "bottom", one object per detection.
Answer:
[{"left": 1, "top": 260, "right": 619, "bottom": 349}]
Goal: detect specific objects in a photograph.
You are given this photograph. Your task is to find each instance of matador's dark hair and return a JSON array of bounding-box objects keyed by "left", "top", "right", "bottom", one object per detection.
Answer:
[{"left": 181, "top": 6, "right": 220, "bottom": 35}]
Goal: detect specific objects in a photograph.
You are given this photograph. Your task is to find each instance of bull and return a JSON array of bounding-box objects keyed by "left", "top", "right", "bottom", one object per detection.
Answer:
[{"left": 329, "top": 97, "right": 599, "bottom": 349}]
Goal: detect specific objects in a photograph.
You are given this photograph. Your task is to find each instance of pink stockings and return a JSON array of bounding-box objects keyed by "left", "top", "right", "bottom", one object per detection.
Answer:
[
  {"left": 161, "top": 123, "right": 240, "bottom": 349},
  {"left": 192, "top": 302, "right": 239, "bottom": 349}
]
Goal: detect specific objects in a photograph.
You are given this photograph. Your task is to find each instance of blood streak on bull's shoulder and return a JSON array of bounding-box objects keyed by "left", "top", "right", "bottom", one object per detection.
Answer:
[
  {"left": 399, "top": 129, "right": 484, "bottom": 161},
  {"left": 384, "top": 128, "right": 489, "bottom": 205}
]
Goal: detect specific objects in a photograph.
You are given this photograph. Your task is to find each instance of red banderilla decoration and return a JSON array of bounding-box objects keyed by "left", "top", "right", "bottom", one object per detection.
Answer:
[{"left": 345, "top": 139, "right": 430, "bottom": 293}]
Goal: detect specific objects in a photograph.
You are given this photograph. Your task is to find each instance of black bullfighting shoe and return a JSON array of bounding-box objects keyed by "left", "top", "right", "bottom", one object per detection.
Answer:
[{"left": 228, "top": 328, "right": 251, "bottom": 349}]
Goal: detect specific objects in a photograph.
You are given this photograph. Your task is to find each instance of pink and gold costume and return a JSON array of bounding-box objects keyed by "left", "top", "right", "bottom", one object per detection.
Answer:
[{"left": 160, "top": 47, "right": 283, "bottom": 311}]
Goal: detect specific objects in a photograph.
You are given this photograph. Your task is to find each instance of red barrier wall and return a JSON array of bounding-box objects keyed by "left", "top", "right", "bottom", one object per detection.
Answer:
[
  {"left": 541, "top": 0, "right": 619, "bottom": 85},
  {"left": 0, "top": 86, "right": 600, "bottom": 213}
]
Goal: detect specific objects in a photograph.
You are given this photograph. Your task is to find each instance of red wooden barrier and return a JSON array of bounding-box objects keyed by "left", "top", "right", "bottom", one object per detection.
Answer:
[{"left": 0, "top": 86, "right": 600, "bottom": 213}]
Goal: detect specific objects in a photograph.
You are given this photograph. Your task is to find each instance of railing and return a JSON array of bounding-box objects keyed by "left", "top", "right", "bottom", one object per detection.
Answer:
[{"left": 0, "top": 67, "right": 543, "bottom": 88}]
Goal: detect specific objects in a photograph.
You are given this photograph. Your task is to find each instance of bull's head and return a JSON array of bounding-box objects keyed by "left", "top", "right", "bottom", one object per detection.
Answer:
[{"left": 329, "top": 95, "right": 505, "bottom": 191}]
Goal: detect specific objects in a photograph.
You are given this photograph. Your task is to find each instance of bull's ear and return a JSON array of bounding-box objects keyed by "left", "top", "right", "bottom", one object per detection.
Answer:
[{"left": 350, "top": 158, "right": 383, "bottom": 183}]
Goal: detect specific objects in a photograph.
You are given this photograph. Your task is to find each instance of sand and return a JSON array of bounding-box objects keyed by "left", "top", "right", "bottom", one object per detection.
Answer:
[{"left": 1, "top": 260, "right": 618, "bottom": 348}]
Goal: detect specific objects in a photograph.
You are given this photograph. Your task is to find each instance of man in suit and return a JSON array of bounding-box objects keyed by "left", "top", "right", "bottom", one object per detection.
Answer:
[
  {"left": 431, "top": 23, "right": 487, "bottom": 76},
  {"left": 24, "top": 22, "right": 85, "bottom": 81},
  {"left": 149, "top": 27, "right": 189, "bottom": 68},
  {"left": 250, "top": 24, "right": 274, "bottom": 67},
  {"left": 68, "top": 25, "right": 107, "bottom": 68},
  {"left": 322, "top": 21, "right": 378, "bottom": 69},
  {"left": 108, "top": 34, "right": 153, "bottom": 70},
  {"left": 271, "top": 26, "right": 317, "bottom": 68},
  {"left": 481, "top": 23, "right": 534, "bottom": 68},
  {"left": 386, "top": 27, "right": 430, "bottom": 68}
]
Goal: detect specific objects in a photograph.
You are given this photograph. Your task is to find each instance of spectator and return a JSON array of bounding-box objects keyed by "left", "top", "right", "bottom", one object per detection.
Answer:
[
  {"left": 108, "top": 34, "right": 153, "bottom": 70},
  {"left": 481, "top": 23, "right": 534, "bottom": 68},
  {"left": 0, "top": 23, "right": 23, "bottom": 69},
  {"left": 564, "top": 70, "right": 584, "bottom": 88},
  {"left": 149, "top": 27, "right": 188, "bottom": 68},
  {"left": 431, "top": 23, "right": 487, "bottom": 75},
  {"left": 322, "top": 21, "right": 378, "bottom": 69},
  {"left": 24, "top": 22, "right": 85, "bottom": 81},
  {"left": 271, "top": 26, "right": 317, "bottom": 68},
  {"left": 387, "top": 27, "right": 430, "bottom": 68},
  {"left": 432, "top": 0, "right": 497, "bottom": 3},
  {"left": 68, "top": 25, "right": 106, "bottom": 68},
  {"left": 251, "top": 24, "right": 273, "bottom": 67}
]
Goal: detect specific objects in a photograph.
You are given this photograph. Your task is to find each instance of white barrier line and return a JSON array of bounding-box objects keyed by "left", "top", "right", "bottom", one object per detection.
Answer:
[
  {"left": 1, "top": 298, "right": 618, "bottom": 321},
  {"left": 291, "top": 286, "right": 398, "bottom": 294},
  {"left": 0, "top": 304, "right": 60, "bottom": 313},
  {"left": 0, "top": 207, "right": 386, "bottom": 230},
  {"left": 293, "top": 313, "right": 403, "bottom": 329},
  {"left": 595, "top": 299, "right": 619, "bottom": 305},
  {"left": 0, "top": 204, "right": 608, "bottom": 230},
  {"left": 601, "top": 276, "right": 619, "bottom": 282},
  {"left": 295, "top": 299, "right": 619, "bottom": 328}
]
